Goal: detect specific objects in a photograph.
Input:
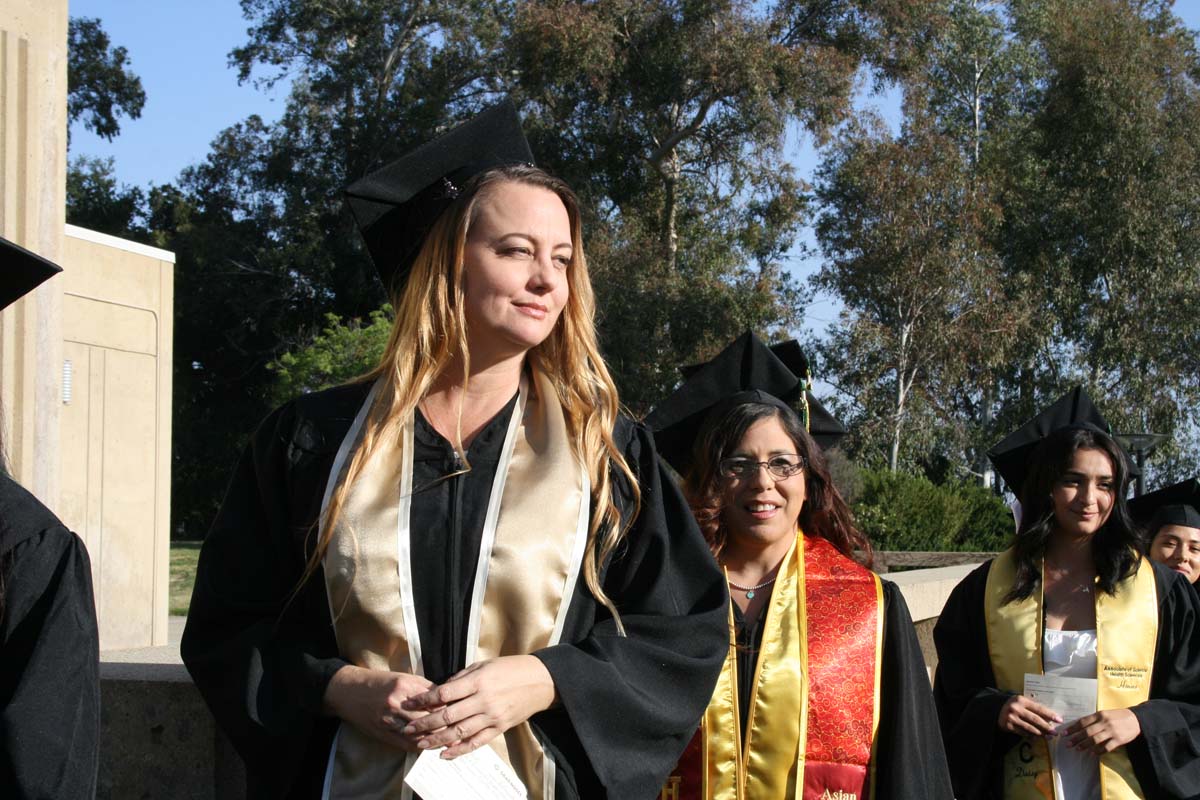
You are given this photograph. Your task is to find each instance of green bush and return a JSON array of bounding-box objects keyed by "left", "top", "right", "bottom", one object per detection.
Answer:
[
  {"left": 850, "top": 468, "right": 1013, "bottom": 552},
  {"left": 268, "top": 306, "right": 393, "bottom": 406}
]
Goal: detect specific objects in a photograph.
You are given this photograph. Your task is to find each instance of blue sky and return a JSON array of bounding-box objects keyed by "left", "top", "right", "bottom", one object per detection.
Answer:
[
  {"left": 68, "top": 1, "right": 1200, "bottom": 345},
  {"left": 68, "top": 0, "right": 292, "bottom": 188}
]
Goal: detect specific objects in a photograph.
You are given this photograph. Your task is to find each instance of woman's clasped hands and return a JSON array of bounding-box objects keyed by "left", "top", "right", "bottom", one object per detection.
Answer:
[
  {"left": 323, "top": 665, "right": 435, "bottom": 752},
  {"left": 402, "top": 655, "right": 558, "bottom": 758},
  {"left": 324, "top": 655, "right": 558, "bottom": 758}
]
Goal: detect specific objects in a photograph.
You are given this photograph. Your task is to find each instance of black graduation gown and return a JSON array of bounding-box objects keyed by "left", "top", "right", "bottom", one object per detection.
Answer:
[
  {"left": 934, "top": 559, "right": 1200, "bottom": 800},
  {"left": 729, "top": 578, "right": 954, "bottom": 798},
  {"left": 0, "top": 473, "right": 100, "bottom": 799},
  {"left": 181, "top": 382, "right": 729, "bottom": 800}
]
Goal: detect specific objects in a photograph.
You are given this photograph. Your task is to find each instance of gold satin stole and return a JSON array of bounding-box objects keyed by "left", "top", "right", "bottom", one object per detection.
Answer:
[
  {"left": 320, "top": 370, "right": 589, "bottom": 800},
  {"left": 664, "top": 532, "right": 884, "bottom": 800}
]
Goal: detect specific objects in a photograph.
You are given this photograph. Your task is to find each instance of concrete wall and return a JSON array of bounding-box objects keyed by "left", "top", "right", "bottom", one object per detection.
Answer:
[
  {"left": 59, "top": 225, "right": 175, "bottom": 649},
  {"left": 99, "top": 657, "right": 245, "bottom": 800},
  {"left": 888, "top": 562, "right": 979, "bottom": 675},
  {"left": 0, "top": 0, "right": 68, "bottom": 504},
  {"left": 97, "top": 565, "right": 977, "bottom": 797}
]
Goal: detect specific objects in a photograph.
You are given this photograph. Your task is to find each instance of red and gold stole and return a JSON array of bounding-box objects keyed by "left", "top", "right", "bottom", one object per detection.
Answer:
[
  {"left": 984, "top": 549, "right": 1158, "bottom": 800},
  {"left": 319, "top": 370, "right": 590, "bottom": 800},
  {"left": 664, "top": 532, "right": 884, "bottom": 800}
]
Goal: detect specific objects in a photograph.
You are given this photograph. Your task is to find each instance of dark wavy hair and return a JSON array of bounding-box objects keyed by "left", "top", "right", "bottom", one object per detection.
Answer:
[
  {"left": 1005, "top": 425, "right": 1140, "bottom": 603},
  {"left": 682, "top": 401, "right": 872, "bottom": 567}
]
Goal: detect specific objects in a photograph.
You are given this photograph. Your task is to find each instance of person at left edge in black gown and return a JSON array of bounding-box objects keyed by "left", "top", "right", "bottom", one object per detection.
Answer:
[
  {"left": 1129, "top": 478, "right": 1200, "bottom": 586},
  {"left": 649, "top": 331, "right": 953, "bottom": 800},
  {"left": 934, "top": 388, "right": 1200, "bottom": 800},
  {"left": 0, "top": 236, "right": 101, "bottom": 799},
  {"left": 181, "top": 99, "right": 729, "bottom": 800}
]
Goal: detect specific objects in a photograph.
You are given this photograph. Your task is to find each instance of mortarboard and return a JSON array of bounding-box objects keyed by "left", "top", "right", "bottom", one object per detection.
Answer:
[
  {"left": 986, "top": 387, "right": 1134, "bottom": 497},
  {"left": 647, "top": 331, "right": 846, "bottom": 474},
  {"left": 1129, "top": 478, "right": 1200, "bottom": 533},
  {"left": 343, "top": 98, "right": 534, "bottom": 295},
  {"left": 762, "top": 339, "right": 847, "bottom": 450},
  {"left": 0, "top": 236, "right": 62, "bottom": 311}
]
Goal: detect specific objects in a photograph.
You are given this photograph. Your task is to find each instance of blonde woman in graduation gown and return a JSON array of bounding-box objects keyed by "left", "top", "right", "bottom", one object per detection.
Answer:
[{"left": 182, "top": 101, "right": 728, "bottom": 800}]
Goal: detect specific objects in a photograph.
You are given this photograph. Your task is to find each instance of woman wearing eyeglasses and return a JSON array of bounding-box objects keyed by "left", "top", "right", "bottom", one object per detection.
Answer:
[{"left": 650, "top": 333, "right": 952, "bottom": 800}]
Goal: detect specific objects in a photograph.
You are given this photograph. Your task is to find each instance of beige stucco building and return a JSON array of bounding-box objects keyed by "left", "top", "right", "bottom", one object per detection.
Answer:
[
  {"left": 59, "top": 226, "right": 174, "bottom": 648},
  {"left": 2, "top": 1, "right": 174, "bottom": 649}
]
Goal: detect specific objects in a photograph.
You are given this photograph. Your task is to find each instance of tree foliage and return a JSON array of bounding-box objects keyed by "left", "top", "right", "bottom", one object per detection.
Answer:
[
  {"left": 1004, "top": 0, "right": 1200, "bottom": 479},
  {"left": 135, "top": 0, "right": 940, "bottom": 536},
  {"left": 267, "top": 308, "right": 394, "bottom": 408},
  {"left": 65, "top": 155, "right": 148, "bottom": 240},
  {"left": 852, "top": 467, "right": 1013, "bottom": 551},
  {"left": 70, "top": 0, "right": 1200, "bottom": 539},
  {"left": 67, "top": 17, "right": 146, "bottom": 142},
  {"left": 816, "top": 0, "right": 1200, "bottom": 488},
  {"left": 815, "top": 103, "right": 1027, "bottom": 471},
  {"left": 509, "top": 0, "right": 935, "bottom": 409}
]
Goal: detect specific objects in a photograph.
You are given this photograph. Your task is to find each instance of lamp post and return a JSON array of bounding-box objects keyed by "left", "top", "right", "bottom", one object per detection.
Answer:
[{"left": 1113, "top": 433, "right": 1169, "bottom": 497}]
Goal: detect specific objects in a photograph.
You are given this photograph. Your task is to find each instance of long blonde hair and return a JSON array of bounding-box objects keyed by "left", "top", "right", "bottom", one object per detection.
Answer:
[{"left": 303, "top": 164, "right": 638, "bottom": 629}]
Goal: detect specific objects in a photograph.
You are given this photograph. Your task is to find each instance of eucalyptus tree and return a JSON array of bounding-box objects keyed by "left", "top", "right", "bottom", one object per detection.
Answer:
[{"left": 508, "top": 0, "right": 935, "bottom": 409}]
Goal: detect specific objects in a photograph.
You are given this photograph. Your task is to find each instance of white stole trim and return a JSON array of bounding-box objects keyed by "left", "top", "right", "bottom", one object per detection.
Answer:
[
  {"left": 464, "top": 378, "right": 529, "bottom": 666},
  {"left": 321, "top": 725, "right": 341, "bottom": 800},
  {"left": 396, "top": 416, "right": 422, "bottom": 677}
]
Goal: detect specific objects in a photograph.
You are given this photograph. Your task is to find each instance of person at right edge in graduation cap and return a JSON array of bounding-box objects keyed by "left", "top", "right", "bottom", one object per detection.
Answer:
[
  {"left": 648, "top": 332, "right": 953, "bottom": 800},
  {"left": 0, "top": 237, "right": 100, "bottom": 799},
  {"left": 181, "top": 99, "right": 728, "bottom": 800},
  {"left": 1129, "top": 479, "right": 1200, "bottom": 586},
  {"left": 934, "top": 387, "right": 1200, "bottom": 800}
]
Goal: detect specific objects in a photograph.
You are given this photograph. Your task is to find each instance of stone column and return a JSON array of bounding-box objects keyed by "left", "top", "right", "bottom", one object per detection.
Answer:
[{"left": 0, "top": 1, "right": 67, "bottom": 505}]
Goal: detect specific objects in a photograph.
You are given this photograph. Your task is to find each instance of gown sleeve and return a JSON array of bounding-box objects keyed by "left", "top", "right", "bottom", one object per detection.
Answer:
[
  {"left": 933, "top": 560, "right": 1015, "bottom": 800},
  {"left": 532, "top": 422, "right": 729, "bottom": 799},
  {"left": 871, "top": 580, "right": 954, "bottom": 799},
  {"left": 180, "top": 400, "right": 350, "bottom": 798},
  {"left": 1125, "top": 563, "right": 1200, "bottom": 798},
  {"left": 0, "top": 526, "right": 100, "bottom": 800}
]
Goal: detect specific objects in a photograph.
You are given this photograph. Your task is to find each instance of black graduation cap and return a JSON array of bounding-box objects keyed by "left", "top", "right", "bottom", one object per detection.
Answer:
[
  {"left": 763, "top": 339, "right": 847, "bottom": 451},
  {"left": 986, "top": 387, "right": 1134, "bottom": 497},
  {"left": 646, "top": 331, "right": 846, "bottom": 473},
  {"left": 0, "top": 236, "right": 62, "bottom": 311},
  {"left": 343, "top": 98, "right": 534, "bottom": 294},
  {"left": 1129, "top": 478, "right": 1200, "bottom": 533}
]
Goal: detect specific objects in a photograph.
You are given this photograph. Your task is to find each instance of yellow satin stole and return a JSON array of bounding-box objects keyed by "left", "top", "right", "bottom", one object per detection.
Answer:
[
  {"left": 321, "top": 370, "right": 589, "bottom": 800},
  {"left": 984, "top": 549, "right": 1158, "bottom": 800},
  {"left": 664, "top": 533, "right": 883, "bottom": 800}
]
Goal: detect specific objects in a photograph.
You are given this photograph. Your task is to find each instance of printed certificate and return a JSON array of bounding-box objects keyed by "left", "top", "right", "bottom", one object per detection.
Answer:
[
  {"left": 1023, "top": 672, "right": 1097, "bottom": 731},
  {"left": 404, "top": 746, "right": 528, "bottom": 800}
]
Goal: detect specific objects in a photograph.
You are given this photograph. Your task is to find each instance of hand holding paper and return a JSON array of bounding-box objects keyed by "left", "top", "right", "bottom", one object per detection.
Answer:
[{"left": 1023, "top": 673, "right": 1097, "bottom": 734}]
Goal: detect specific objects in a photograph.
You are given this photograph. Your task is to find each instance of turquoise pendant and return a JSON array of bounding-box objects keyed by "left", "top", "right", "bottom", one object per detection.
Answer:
[{"left": 745, "top": 590, "right": 755, "bottom": 599}]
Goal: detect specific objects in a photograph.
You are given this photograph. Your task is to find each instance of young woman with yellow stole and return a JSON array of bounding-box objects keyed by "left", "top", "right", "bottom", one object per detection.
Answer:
[
  {"left": 650, "top": 333, "right": 953, "bottom": 800},
  {"left": 182, "top": 101, "right": 729, "bottom": 800},
  {"left": 935, "top": 397, "right": 1200, "bottom": 800}
]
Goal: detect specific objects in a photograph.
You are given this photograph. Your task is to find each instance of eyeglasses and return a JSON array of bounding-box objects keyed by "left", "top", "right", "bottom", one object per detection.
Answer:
[{"left": 718, "top": 455, "right": 806, "bottom": 480}]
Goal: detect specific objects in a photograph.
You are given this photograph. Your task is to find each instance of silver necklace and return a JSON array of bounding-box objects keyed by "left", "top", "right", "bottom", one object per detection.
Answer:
[{"left": 727, "top": 575, "right": 776, "bottom": 600}]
